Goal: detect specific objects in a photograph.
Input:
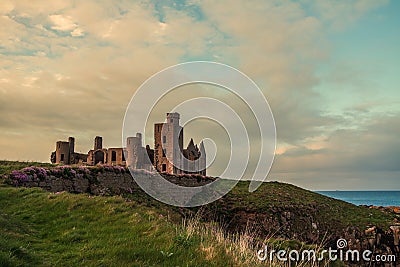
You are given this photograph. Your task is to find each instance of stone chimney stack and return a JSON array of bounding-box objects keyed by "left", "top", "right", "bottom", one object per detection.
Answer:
[
  {"left": 68, "top": 137, "right": 75, "bottom": 164},
  {"left": 136, "top": 132, "right": 142, "bottom": 146},
  {"left": 94, "top": 136, "right": 103, "bottom": 150}
]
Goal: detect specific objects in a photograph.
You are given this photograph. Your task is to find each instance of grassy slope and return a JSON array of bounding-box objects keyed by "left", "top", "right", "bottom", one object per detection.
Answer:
[
  {"left": 0, "top": 160, "right": 394, "bottom": 229},
  {"left": 0, "top": 161, "right": 396, "bottom": 266},
  {"left": 222, "top": 181, "right": 395, "bottom": 229},
  {"left": 0, "top": 185, "right": 259, "bottom": 267},
  {"left": 181, "top": 181, "right": 396, "bottom": 254}
]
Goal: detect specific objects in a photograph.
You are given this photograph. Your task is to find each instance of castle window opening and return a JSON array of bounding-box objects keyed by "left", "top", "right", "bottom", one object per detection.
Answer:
[
  {"left": 60, "top": 154, "right": 64, "bottom": 161},
  {"left": 163, "top": 136, "right": 166, "bottom": 143},
  {"left": 111, "top": 151, "right": 117, "bottom": 162},
  {"left": 162, "top": 164, "right": 166, "bottom": 172},
  {"left": 94, "top": 150, "right": 104, "bottom": 165}
]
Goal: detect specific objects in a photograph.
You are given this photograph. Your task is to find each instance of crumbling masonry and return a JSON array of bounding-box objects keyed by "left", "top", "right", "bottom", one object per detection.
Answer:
[{"left": 51, "top": 113, "right": 206, "bottom": 175}]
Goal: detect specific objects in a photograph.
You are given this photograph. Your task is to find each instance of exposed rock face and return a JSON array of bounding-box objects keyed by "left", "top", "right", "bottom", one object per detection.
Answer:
[
  {"left": 391, "top": 225, "right": 400, "bottom": 253},
  {"left": 7, "top": 171, "right": 213, "bottom": 196},
  {"left": 361, "top": 205, "right": 400, "bottom": 215},
  {"left": 205, "top": 210, "right": 398, "bottom": 265}
]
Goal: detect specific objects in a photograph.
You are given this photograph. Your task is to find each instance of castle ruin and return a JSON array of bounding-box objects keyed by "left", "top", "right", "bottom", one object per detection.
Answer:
[{"left": 50, "top": 113, "right": 206, "bottom": 175}]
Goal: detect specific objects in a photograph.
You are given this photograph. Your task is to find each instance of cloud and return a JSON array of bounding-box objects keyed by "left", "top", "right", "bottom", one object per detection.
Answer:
[
  {"left": 301, "top": 0, "right": 389, "bottom": 30},
  {"left": 48, "top": 14, "right": 77, "bottom": 31},
  {"left": 271, "top": 112, "right": 400, "bottom": 189},
  {"left": 47, "top": 14, "right": 85, "bottom": 37},
  {"left": 0, "top": 0, "right": 397, "bottom": 189}
]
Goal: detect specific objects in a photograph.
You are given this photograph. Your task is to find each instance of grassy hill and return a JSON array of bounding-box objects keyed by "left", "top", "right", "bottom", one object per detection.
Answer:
[
  {"left": 199, "top": 181, "right": 395, "bottom": 240},
  {"left": 0, "top": 161, "right": 397, "bottom": 266},
  {"left": 0, "top": 185, "right": 262, "bottom": 267}
]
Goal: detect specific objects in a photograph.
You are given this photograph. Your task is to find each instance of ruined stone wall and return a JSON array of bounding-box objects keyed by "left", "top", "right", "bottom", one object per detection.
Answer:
[
  {"left": 107, "top": 148, "right": 125, "bottom": 166},
  {"left": 6, "top": 167, "right": 213, "bottom": 196}
]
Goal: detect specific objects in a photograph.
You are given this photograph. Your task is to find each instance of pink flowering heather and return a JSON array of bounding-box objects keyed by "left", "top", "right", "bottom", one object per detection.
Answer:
[
  {"left": 96, "top": 165, "right": 127, "bottom": 174},
  {"left": 50, "top": 168, "right": 62, "bottom": 176},
  {"left": 21, "top": 166, "right": 48, "bottom": 179},
  {"left": 77, "top": 166, "right": 90, "bottom": 175},
  {"left": 10, "top": 170, "right": 29, "bottom": 183},
  {"left": 104, "top": 165, "right": 114, "bottom": 172},
  {"left": 113, "top": 165, "right": 126, "bottom": 174},
  {"left": 55, "top": 166, "right": 76, "bottom": 178}
]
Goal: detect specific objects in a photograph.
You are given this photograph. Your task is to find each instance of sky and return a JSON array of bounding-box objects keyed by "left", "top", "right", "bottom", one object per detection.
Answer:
[{"left": 0, "top": 0, "right": 399, "bottom": 190}]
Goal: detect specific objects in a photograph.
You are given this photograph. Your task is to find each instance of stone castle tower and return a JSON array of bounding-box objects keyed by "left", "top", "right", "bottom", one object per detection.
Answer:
[
  {"left": 154, "top": 113, "right": 183, "bottom": 174},
  {"left": 154, "top": 113, "right": 206, "bottom": 175},
  {"left": 126, "top": 133, "right": 153, "bottom": 170},
  {"left": 54, "top": 138, "right": 72, "bottom": 164},
  {"left": 52, "top": 137, "right": 87, "bottom": 165}
]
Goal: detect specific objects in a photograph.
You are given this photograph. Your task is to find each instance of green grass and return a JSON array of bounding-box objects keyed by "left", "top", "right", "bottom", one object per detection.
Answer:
[
  {"left": 1, "top": 161, "right": 396, "bottom": 266},
  {"left": 0, "top": 185, "right": 263, "bottom": 267}
]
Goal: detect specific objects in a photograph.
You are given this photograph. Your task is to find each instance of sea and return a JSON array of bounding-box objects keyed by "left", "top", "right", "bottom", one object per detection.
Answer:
[{"left": 316, "top": 191, "right": 400, "bottom": 207}]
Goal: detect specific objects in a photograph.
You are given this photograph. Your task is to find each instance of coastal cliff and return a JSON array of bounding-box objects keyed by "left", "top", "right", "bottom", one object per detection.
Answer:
[{"left": 3, "top": 164, "right": 399, "bottom": 261}]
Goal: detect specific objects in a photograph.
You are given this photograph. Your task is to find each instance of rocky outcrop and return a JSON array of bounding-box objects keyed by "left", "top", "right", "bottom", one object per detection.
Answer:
[{"left": 5, "top": 166, "right": 214, "bottom": 196}]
